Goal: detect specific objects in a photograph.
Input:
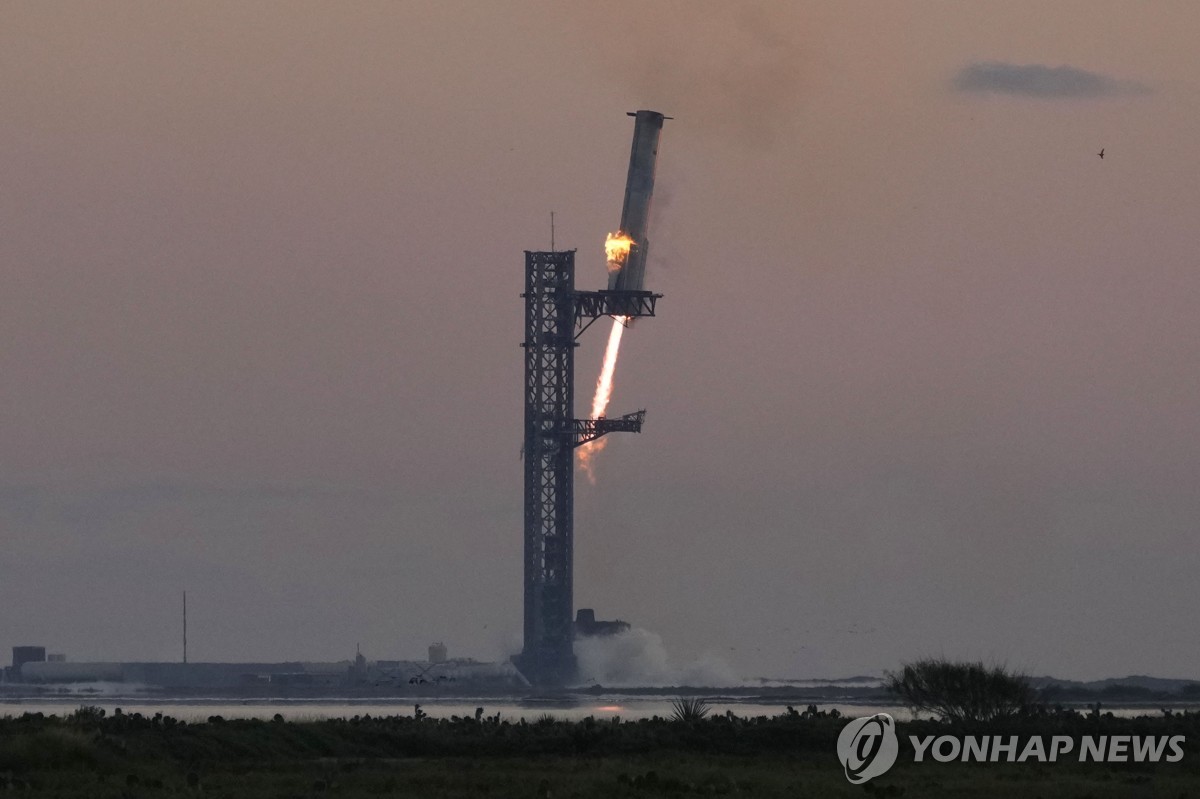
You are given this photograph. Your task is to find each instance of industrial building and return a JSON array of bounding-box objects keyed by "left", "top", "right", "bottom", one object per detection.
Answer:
[
  {"left": 574, "top": 609, "right": 631, "bottom": 638},
  {"left": 4, "top": 645, "right": 527, "bottom": 693}
]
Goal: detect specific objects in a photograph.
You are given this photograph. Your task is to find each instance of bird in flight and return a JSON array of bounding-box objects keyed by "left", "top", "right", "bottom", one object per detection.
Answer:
[{"left": 1098, "top": 148, "right": 1105, "bottom": 159}]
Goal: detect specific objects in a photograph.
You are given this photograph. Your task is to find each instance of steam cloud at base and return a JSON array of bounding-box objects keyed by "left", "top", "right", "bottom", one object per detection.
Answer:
[{"left": 574, "top": 627, "right": 742, "bottom": 687}]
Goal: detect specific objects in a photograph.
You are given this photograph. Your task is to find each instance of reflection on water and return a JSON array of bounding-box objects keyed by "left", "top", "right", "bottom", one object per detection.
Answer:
[{"left": 0, "top": 698, "right": 1184, "bottom": 723}]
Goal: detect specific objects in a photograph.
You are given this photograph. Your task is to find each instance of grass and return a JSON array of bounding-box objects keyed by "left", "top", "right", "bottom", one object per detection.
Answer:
[{"left": 0, "top": 704, "right": 1195, "bottom": 796}]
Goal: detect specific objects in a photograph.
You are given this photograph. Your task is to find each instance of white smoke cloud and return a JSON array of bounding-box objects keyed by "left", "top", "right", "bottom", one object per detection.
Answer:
[{"left": 574, "top": 627, "right": 742, "bottom": 687}]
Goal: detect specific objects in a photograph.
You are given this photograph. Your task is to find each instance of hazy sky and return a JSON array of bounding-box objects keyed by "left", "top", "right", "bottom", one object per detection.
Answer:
[{"left": 2, "top": 2, "right": 1198, "bottom": 681}]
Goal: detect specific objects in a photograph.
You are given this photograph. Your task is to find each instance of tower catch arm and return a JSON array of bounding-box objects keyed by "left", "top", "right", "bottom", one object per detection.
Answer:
[{"left": 572, "top": 410, "right": 646, "bottom": 447}]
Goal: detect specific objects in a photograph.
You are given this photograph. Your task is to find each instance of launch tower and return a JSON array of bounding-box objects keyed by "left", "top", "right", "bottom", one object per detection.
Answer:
[{"left": 517, "top": 111, "right": 667, "bottom": 686}]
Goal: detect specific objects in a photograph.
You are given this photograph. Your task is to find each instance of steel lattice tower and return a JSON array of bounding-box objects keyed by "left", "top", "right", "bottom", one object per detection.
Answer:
[{"left": 517, "top": 249, "right": 658, "bottom": 685}]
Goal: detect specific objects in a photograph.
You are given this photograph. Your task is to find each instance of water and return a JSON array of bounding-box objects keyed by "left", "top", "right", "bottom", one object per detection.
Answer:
[
  {"left": 0, "top": 697, "right": 873, "bottom": 722},
  {"left": 0, "top": 697, "right": 1184, "bottom": 723}
]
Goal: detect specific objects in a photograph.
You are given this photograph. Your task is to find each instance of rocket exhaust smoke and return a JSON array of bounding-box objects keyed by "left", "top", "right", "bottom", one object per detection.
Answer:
[{"left": 574, "top": 626, "right": 741, "bottom": 687}]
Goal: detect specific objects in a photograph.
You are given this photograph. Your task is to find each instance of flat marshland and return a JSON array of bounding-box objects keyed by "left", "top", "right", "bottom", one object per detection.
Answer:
[{"left": 1, "top": 704, "right": 1197, "bottom": 797}]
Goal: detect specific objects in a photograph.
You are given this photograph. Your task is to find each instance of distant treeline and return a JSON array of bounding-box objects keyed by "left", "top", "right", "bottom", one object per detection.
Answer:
[{"left": 1039, "top": 682, "right": 1200, "bottom": 702}]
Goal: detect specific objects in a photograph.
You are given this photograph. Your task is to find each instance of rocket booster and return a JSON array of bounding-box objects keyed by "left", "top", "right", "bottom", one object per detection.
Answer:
[{"left": 607, "top": 110, "right": 667, "bottom": 292}]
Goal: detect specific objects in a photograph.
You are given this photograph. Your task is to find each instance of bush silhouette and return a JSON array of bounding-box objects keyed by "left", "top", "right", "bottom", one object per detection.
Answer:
[
  {"left": 885, "top": 658, "right": 1034, "bottom": 723},
  {"left": 669, "top": 697, "right": 712, "bottom": 723}
]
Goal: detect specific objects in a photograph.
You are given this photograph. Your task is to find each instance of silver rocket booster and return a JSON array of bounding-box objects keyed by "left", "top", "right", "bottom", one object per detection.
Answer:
[{"left": 607, "top": 110, "right": 667, "bottom": 292}]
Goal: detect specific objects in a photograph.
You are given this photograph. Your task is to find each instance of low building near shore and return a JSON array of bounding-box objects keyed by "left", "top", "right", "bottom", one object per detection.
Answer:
[{"left": 16, "top": 652, "right": 528, "bottom": 692}]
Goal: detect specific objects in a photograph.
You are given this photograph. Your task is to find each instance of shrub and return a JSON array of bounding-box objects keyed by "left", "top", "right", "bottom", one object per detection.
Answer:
[
  {"left": 885, "top": 658, "right": 1034, "bottom": 724},
  {"left": 670, "top": 697, "right": 711, "bottom": 723},
  {"left": 0, "top": 728, "right": 99, "bottom": 771}
]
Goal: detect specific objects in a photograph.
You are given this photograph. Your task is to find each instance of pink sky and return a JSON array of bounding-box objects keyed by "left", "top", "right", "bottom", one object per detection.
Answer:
[{"left": 1, "top": 2, "right": 1198, "bottom": 680}]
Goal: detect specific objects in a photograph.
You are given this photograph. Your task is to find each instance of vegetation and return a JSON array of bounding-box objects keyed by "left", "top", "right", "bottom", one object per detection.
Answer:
[
  {"left": 885, "top": 658, "right": 1035, "bottom": 723},
  {"left": 669, "top": 696, "right": 712, "bottom": 722},
  {"left": 0, "top": 701, "right": 1195, "bottom": 797}
]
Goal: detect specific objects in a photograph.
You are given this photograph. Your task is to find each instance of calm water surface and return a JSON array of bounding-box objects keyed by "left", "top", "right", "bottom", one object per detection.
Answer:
[{"left": 0, "top": 697, "right": 1181, "bottom": 723}]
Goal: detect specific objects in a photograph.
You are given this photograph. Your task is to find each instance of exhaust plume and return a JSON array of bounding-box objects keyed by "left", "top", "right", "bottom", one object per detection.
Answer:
[
  {"left": 577, "top": 315, "right": 627, "bottom": 481},
  {"left": 574, "top": 627, "right": 742, "bottom": 687}
]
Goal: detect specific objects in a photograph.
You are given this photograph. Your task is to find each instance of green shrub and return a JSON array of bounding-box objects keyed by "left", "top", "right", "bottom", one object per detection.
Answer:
[
  {"left": 885, "top": 658, "right": 1034, "bottom": 724},
  {"left": 670, "top": 697, "right": 712, "bottom": 723},
  {"left": 0, "top": 728, "right": 99, "bottom": 771}
]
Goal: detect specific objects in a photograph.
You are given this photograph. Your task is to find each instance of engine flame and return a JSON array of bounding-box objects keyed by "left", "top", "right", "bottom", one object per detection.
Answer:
[
  {"left": 605, "top": 232, "right": 634, "bottom": 272},
  {"left": 580, "top": 231, "right": 639, "bottom": 480},
  {"left": 577, "top": 315, "right": 628, "bottom": 481}
]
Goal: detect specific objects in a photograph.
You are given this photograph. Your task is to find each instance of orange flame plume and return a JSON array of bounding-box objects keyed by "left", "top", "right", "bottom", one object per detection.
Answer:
[
  {"left": 577, "top": 314, "right": 628, "bottom": 481},
  {"left": 580, "top": 230, "right": 639, "bottom": 480}
]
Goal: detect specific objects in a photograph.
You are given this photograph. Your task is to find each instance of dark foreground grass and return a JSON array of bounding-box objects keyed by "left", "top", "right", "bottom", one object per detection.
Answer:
[{"left": 0, "top": 705, "right": 1197, "bottom": 797}]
